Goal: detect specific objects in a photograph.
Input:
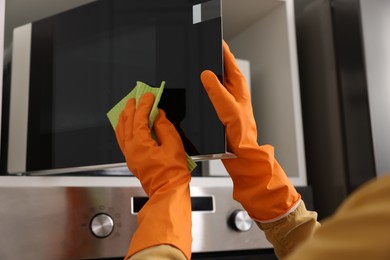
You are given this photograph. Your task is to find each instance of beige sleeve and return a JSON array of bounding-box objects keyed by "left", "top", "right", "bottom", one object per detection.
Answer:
[
  {"left": 128, "top": 244, "right": 187, "bottom": 260},
  {"left": 285, "top": 175, "right": 390, "bottom": 260},
  {"left": 256, "top": 201, "right": 321, "bottom": 259}
]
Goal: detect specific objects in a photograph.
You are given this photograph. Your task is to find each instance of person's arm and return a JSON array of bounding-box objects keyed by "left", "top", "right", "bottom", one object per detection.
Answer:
[
  {"left": 256, "top": 201, "right": 320, "bottom": 258},
  {"left": 201, "top": 41, "right": 320, "bottom": 258},
  {"left": 285, "top": 174, "right": 390, "bottom": 260},
  {"left": 115, "top": 93, "right": 192, "bottom": 260}
]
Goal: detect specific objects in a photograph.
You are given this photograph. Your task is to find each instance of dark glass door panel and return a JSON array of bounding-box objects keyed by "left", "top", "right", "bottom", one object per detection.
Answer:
[{"left": 25, "top": 0, "right": 223, "bottom": 172}]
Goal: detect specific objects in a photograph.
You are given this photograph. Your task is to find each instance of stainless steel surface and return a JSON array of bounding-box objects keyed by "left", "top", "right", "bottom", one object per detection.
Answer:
[
  {"left": 0, "top": 177, "right": 272, "bottom": 259},
  {"left": 7, "top": 154, "right": 236, "bottom": 175},
  {"left": 230, "top": 210, "right": 253, "bottom": 232},
  {"left": 90, "top": 213, "right": 115, "bottom": 238},
  {"left": 17, "top": 163, "right": 130, "bottom": 176}
]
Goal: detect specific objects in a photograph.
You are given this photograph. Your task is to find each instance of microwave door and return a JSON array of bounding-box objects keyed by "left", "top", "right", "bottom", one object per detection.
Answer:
[{"left": 6, "top": 0, "right": 226, "bottom": 176}]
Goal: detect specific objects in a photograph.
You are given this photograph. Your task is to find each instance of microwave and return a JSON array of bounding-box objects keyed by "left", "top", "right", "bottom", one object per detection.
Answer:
[{"left": 3, "top": 0, "right": 231, "bottom": 175}]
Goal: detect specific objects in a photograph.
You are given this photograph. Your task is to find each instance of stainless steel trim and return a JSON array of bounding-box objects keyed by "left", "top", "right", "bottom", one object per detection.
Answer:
[
  {"left": 13, "top": 153, "right": 236, "bottom": 176},
  {"left": 7, "top": 23, "right": 32, "bottom": 174},
  {"left": 190, "top": 152, "right": 236, "bottom": 161},
  {"left": 23, "top": 163, "right": 131, "bottom": 176},
  {"left": 0, "top": 176, "right": 230, "bottom": 188}
]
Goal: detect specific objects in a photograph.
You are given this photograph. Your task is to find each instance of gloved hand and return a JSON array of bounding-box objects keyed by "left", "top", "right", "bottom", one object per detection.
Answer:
[
  {"left": 200, "top": 41, "right": 301, "bottom": 223},
  {"left": 116, "top": 92, "right": 192, "bottom": 259}
]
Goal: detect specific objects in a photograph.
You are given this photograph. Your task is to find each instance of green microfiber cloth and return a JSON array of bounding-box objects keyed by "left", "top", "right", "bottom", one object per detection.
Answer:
[{"left": 107, "top": 81, "right": 197, "bottom": 172}]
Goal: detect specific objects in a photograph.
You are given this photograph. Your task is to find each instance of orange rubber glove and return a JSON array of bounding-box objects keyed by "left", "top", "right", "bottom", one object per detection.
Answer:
[
  {"left": 200, "top": 41, "right": 301, "bottom": 223},
  {"left": 115, "top": 93, "right": 192, "bottom": 259}
]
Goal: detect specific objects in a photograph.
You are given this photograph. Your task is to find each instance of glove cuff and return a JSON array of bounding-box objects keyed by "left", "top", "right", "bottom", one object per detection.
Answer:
[
  {"left": 254, "top": 198, "right": 301, "bottom": 224},
  {"left": 225, "top": 144, "right": 301, "bottom": 222},
  {"left": 126, "top": 184, "right": 192, "bottom": 260}
]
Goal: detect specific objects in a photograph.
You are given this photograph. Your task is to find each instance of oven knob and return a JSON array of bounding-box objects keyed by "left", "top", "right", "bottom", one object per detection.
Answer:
[
  {"left": 229, "top": 210, "right": 253, "bottom": 232},
  {"left": 90, "top": 213, "right": 114, "bottom": 238}
]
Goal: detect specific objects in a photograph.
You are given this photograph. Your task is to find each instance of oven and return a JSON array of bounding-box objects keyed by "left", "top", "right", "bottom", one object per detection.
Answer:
[{"left": 0, "top": 176, "right": 278, "bottom": 259}]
